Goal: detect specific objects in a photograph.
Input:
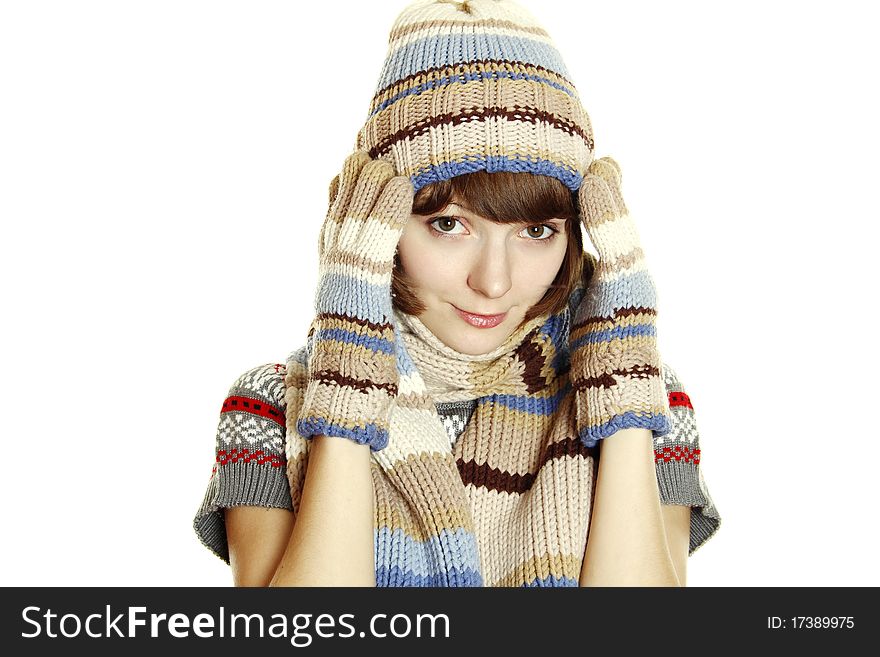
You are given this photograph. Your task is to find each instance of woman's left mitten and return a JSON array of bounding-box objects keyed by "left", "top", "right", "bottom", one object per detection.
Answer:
[{"left": 570, "top": 157, "right": 671, "bottom": 447}]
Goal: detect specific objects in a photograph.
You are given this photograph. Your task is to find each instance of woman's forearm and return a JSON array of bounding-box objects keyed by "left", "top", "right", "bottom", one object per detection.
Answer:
[
  {"left": 269, "top": 435, "right": 376, "bottom": 587},
  {"left": 580, "top": 427, "right": 680, "bottom": 587}
]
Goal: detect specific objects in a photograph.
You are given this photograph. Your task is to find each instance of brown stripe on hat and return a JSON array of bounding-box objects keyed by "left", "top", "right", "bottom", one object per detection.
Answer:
[
  {"left": 366, "top": 106, "right": 592, "bottom": 159},
  {"left": 370, "top": 58, "right": 578, "bottom": 112}
]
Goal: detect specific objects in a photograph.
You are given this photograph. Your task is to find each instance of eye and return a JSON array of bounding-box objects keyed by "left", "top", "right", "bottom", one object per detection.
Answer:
[
  {"left": 428, "top": 216, "right": 466, "bottom": 236},
  {"left": 519, "top": 224, "right": 558, "bottom": 241}
]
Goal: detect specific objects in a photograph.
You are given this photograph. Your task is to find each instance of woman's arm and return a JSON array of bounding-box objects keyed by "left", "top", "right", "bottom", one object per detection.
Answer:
[
  {"left": 226, "top": 507, "right": 295, "bottom": 587},
  {"left": 226, "top": 434, "right": 376, "bottom": 587},
  {"left": 579, "top": 428, "right": 680, "bottom": 587},
  {"left": 661, "top": 505, "right": 690, "bottom": 586}
]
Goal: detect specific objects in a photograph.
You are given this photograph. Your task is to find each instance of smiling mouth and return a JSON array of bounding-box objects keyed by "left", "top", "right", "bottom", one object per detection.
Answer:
[{"left": 452, "top": 305, "right": 508, "bottom": 329}]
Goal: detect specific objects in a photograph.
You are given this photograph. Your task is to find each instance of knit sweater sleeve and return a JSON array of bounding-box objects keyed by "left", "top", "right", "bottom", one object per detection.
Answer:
[
  {"left": 657, "top": 362, "right": 722, "bottom": 555},
  {"left": 193, "top": 360, "right": 294, "bottom": 564}
]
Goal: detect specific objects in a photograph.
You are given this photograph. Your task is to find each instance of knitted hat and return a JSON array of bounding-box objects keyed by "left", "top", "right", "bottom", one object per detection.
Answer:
[{"left": 355, "top": 0, "right": 595, "bottom": 193}]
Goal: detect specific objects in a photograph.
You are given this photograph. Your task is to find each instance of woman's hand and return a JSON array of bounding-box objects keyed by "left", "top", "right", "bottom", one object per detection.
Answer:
[
  {"left": 570, "top": 156, "right": 671, "bottom": 447},
  {"left": 296, "top": 150, "right": 414, "bottom": 451}
]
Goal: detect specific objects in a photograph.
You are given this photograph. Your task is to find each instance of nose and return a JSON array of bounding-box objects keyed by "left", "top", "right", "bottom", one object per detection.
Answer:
[{"left": 467, "top": 240, "right": 512, "bottom": 300}]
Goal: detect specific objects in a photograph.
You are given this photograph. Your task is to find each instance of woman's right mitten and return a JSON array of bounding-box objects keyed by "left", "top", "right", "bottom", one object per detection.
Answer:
[{"left": 296, "top": 150, "right": 414, "bottom": 452}]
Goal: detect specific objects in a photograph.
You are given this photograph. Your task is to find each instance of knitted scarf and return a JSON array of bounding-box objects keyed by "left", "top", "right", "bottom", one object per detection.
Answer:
[{"left": 283, "top": 293, "right": 599, "bottom": 587}]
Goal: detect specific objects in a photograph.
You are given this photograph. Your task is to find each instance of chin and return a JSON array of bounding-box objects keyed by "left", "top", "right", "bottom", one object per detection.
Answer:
[
  {"left": 441, "top": 339, "right": 499, "bottom": 356},
  {"left": 447, "top": 334, "right": 504, "bottom": 356}
]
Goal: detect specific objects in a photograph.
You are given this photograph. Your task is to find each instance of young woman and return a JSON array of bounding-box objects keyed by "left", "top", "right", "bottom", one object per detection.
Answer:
[{"left": 194, "top": 0, "right": 720, "bottom": 587}]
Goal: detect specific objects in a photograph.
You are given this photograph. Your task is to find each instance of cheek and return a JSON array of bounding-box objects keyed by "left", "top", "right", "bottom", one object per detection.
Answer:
[
  {"left": 397, "top": 230, "right": 459, "bottom": 294},
  {"left": 518, "top": 242, "right": 567, "bottom": 290}
]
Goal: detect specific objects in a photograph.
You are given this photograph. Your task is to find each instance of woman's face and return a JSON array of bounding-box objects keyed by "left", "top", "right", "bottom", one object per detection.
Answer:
[{"left": 396, "top": 199, "right": 568, "bottom": 355}]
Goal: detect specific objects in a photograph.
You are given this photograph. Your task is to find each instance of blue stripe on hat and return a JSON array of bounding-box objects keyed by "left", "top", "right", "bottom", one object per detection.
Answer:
[
  {"left": 378, "top": 33, "right": 571, "bottom": 90},
  {"left": 411, "top": 154, "right": 582, "bottom": 192}
]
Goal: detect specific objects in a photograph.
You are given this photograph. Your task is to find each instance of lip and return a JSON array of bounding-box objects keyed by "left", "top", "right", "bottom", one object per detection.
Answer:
[{"left": 452, "top": 305, "right": 508, "bottom": 329}]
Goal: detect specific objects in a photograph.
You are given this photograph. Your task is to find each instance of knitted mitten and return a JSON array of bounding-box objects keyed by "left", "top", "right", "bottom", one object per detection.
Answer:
[
  {"left": 570, "top": 156, "right": 671, "bottom": 447},
  {"left": 296, "top": 150, "right": 414, "bottom": 452}
]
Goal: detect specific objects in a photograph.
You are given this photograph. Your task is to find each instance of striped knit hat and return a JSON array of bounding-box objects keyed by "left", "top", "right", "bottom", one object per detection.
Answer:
[{"left": 355, "top": 0, "right": 595, "bottom": 193}]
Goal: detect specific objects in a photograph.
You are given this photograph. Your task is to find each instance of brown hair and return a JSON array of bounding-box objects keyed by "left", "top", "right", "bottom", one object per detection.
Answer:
[{"left": 392, "top": 170, "right": 589, "bottom": 323}]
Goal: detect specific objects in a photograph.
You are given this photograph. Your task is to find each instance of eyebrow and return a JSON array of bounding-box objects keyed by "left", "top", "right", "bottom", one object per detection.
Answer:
[{"left": 446, "top": 201, "right": 474, "bottom": 214}]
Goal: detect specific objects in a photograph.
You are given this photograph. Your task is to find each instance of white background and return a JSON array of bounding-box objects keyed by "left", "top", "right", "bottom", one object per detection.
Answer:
[{"left": 2, "top": 0, "right": 877, "bottom": 587}]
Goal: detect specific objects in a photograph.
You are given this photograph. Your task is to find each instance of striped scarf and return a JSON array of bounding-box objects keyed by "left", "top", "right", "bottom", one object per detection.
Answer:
[{"left": 283, "top": 289, "right": 598, "bottom": 587}]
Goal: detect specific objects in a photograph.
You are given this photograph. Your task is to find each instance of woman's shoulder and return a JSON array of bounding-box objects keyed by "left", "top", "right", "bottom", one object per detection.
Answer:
[
  {"left": 224, "top": 346, "right": 309, "bottom": 411},
  {"left": 226, "top": 362, "right": 286, "bottom": 405}
]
